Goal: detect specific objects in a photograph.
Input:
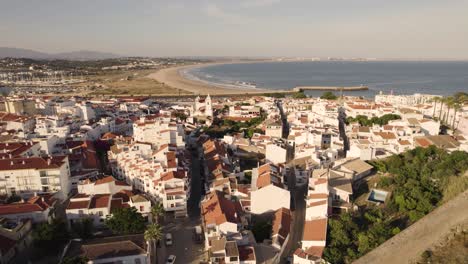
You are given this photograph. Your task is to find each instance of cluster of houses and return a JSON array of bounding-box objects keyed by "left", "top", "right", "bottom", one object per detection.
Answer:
[{"left": 0, "top": 91, "right": 465, "bottom": 263}]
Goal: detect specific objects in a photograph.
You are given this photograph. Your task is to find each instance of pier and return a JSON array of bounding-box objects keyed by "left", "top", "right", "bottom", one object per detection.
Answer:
[{"left": 293, "top": 85, "right": 368, "bottom": 92}]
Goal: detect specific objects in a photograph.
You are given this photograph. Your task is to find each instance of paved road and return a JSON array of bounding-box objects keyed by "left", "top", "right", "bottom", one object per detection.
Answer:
[
  {"left": 157, "top": 217, "right": 205, "bottom": 264},
  {"left": 157, "top": 149, "right": 206, "bottom": 264},
  {"left": 187, "top": 149, "right": 203, "bottom": 218},
  {"left": 354, "top": 190, "right": 468, "bottom": 264},
  {"left": 281, "top": 183, "right": 308, "bottom": 262},
  {"left": 275, "top": 100, "right": 290, "bottom": 139}
]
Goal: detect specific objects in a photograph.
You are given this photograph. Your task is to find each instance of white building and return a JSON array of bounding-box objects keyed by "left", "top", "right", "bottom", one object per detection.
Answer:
[
  {"left": 192, "top": 95, "right": 213, "bottom": 118},
  {"left": 0, "top": 156, "right": 71, "bottom": 200},
  {"left": 264, "top": 119, "right": 282, "bottom": 138},
  {"left": 250, "top": 164, "right": 290, "bottom": 215},
  {"left": 133, "top": 117, "right": 185, "bottom": 147},
  {"left": 66, "top": 177, "right": 151, "bottom": 226}
]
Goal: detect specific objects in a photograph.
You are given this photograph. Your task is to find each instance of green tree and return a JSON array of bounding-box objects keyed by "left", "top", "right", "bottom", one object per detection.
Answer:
[
  {"left": 71, "top": 218, "right": 94, "bottom": 239},
  {"left": 151, "top": 203, "right": 165, "bottom": 224},
  {"left": 292, "top": 91, "right": 307, "bottom": 98},
  {"left": 320, "top": 91, "right": 337, "bottom": 100},
  {"left": 105, "top": 207, "right": 146, "bottom": 234},
  {"left": 33, "top": 219, "right": 69, "bottom": 254}
]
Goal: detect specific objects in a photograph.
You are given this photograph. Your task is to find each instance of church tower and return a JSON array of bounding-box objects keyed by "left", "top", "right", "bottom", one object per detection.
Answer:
[{"left": 205, "top": 94, "right": 213, "bottom": 117}]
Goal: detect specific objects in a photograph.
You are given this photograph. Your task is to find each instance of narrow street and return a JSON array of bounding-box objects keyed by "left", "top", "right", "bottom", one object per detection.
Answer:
[
  {"left": 281, "top": 183, "right": 308, "bottom": 262},
  {"left": 187, "top": 149, "right": 203, "bottom": 218},
  {"left": 157, "top": 146, "right": 206, "bottom": 264},
  {"left": 275, "top": 99, "right": 290, "bottom": 139}
]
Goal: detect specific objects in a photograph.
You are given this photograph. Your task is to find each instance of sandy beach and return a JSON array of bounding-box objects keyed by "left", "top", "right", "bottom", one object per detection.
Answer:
[{"left": 148, "top": 62, "right": 290, "bottom": 96}]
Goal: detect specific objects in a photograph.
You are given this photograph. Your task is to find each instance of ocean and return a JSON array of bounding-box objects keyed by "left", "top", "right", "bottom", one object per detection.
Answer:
[{"left": 183, "top": 61, "right": 468, "bottom": 98}]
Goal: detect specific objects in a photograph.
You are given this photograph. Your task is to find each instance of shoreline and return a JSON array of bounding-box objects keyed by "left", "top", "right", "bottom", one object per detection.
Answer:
[
  {"left": 147, "top": 60, "right": 372, "bottom": 96},
  {"left": 147, "top": 61, "right": 283, "bottom": 95}
]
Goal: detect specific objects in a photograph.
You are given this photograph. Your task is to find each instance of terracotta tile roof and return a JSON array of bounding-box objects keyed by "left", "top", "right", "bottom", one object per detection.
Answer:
[
  {"left": 303, "top": 218, "right": 327, "bottom": 241},
  {"left": 159, "top": 170, "right": 185, "bottom": 182},
  {"left": 0, "top": 156, "right": 67, "bottom": 171},
  {"left": 314, "top": 178, "right": 328, "bottom": 185},
  {"left": 166, "top": 151, "right": 177, "bottom": 168},
  {"left": 112, "top": 190, "right": 132, "bottom": 203},
  {"left": 308, "top": 193, "right": 328, "bottom": 199},
  {"left": 238, "top": 246, "right": 256, "bottom": 261},
  {"left": 0, "top": 142, "right": 38, "bottom": 158},
  {"left": 256, "top": 173, "right": 283, "bottom": 189},
  {"left": 414, "top": 137, "right": 432, "bottom": 147},
  {"left": 89, "top": 194, "right": 111, "bottom": 209},
  {"left": 0, "top": 194, "right": 55, "bottom": 215},
  {"left": 272, "top": 208, "right": 291, "bottom": 244},
  {"left": 94, "top": 176, "right": 129, "bottom": 187},
  {"left": 0, "top": 112, "right": 31, "bottom": 123},
  {"left": 398, "top": 140, "right": 411, "bottom": 145},
  {"left": 67, "top": 200, "right": 90, "bottom": 210},
  {"left": 378, "top": 132, "right": 397, "bottom": 140},
  {"left": 293, "top": 246, "right": 324, "bottom": 260},
  {"left": 80, "top": 240, "right": 146, "bottom": 260},
  {"left": 201, "top": 191, "right": 242, "bottom": 226}
]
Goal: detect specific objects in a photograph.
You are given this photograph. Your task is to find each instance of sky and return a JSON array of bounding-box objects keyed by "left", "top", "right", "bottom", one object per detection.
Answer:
[{"left": 1, "top": 0, "right": 468, "bottom": 59}]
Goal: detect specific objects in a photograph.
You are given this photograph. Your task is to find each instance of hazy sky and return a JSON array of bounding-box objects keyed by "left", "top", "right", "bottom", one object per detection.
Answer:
[{"left": 1, "top": 0, "right": 468, "bottom": 58}]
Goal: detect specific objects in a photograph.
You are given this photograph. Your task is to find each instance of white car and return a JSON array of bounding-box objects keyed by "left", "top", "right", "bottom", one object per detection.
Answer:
[
  {"left": 166, "top": 255, "right": 176, "bottom": 264},
  {"left": 165, "top": 233, "right": 173, "bottom": 246}
]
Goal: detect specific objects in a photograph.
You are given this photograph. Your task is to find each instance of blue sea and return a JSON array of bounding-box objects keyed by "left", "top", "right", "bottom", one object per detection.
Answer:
[{"left": 183, "top": 61, "right": 468, "bottom": 98}]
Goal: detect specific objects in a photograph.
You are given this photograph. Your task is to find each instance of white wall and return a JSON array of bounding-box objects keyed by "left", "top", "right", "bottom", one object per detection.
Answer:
[{"left": 251, "top": 185, "right": 290, "bottom": 215}]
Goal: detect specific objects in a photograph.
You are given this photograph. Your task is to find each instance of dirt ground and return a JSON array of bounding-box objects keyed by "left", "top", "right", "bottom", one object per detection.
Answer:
[
  {"left": 75, "top": 69, "right": 191, "bottom": 95},
  {"left": 417, "top": 230, "right": 468, "bottom": 264}
]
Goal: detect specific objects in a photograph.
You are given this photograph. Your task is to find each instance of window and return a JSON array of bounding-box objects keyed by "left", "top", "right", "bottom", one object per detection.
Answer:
[
  {"left": 98, "top": 211, "right": 103, "bottom": 216},
  {"left": 134, "top": 258, "right": 141, "bottom": 264},
  {"left": 140, "top": 206, "right": 144, "bottom": 212},
  {"left": 78, "top": 210, "right": 84, "bottom": 215}
]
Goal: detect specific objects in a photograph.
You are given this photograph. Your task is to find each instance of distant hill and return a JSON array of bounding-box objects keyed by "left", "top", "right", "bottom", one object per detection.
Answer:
[{"left": 0, "top": 47, "right": 121, "bottom": 60}]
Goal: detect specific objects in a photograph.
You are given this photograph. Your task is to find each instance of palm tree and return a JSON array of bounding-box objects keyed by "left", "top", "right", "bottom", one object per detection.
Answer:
[
  {"left": 452, "top": 103, "right": 461, "bottom": 130},
  {"left": 431, "top": 97, "right": 439, "bottom": 118},
  {"left": 151, "top": 203, "right": 164, "bottom": 224},
  {"left": 444, "top": 97, "right": 454, "bottom": 125},
  {"left": 145, "top": 223, "right": 162, "bottom": 264},
  {"left": 438, "top": 97, "right": 445, "bottom": 121}
]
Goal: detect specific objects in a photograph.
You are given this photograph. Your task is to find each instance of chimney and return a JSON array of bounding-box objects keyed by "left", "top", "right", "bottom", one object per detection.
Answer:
[
  {"left": 22, "top": 160, "right": 25, "bottom": 165},
  {"left": 10, "top": 161, "right": 13, "bottom": 166},
  {"left": 47, "top": 158, "right": 51, "bottom": 166}
]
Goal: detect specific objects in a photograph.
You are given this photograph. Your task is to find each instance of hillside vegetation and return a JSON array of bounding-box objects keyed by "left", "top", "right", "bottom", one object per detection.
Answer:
[{"left": 324, "top": 146, "right": 468, "bottom": 264}]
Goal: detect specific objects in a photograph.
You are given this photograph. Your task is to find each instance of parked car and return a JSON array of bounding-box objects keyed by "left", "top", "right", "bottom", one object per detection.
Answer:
[
  {"left": 166, "top": 255, "right": 176, "bottom": 264},
  {"left": 165, "top": 233, "right": 173, "bottom": 246}
]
